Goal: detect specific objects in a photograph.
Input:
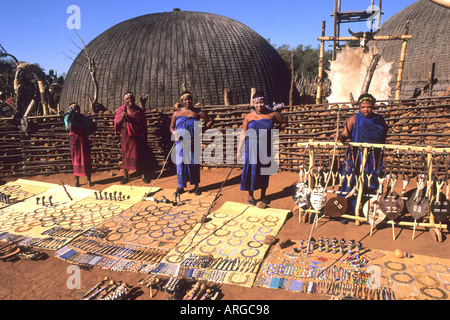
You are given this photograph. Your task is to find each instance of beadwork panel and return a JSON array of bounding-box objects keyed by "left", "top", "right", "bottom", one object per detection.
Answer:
[
  {"left": 0, "top": 184, "right": 150, "bottom": 250},
  {"left": 153, "top": 201, "right": 290, "bottom": 288},
  {"left": 0, "top": 179, "right": 56, "bottom": 210},
  {"left": 56, "top": 188, "right": 216, "bottom": 273},
  {"left": 367, "top": 250, "right": 450, "bottom": 300},
  {"left": 254, "top": 241, "right": 450, "bottom": 300}
]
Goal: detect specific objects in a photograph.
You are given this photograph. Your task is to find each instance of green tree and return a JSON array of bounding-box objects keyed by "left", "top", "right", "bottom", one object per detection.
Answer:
[
  {"left": 0, "top": 58, "right": 15, "bottom": 98},
  {"left": 273, "top": 43, "right": 332, "bottom": 81}
]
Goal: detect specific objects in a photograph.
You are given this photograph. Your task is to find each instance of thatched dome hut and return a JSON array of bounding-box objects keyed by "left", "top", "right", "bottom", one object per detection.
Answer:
[
  {"left": 375, "top": 0, "right": 450, "bottom": 98},
  {"left": 60, "top": 9, "right": 292, "bottom": 112}
]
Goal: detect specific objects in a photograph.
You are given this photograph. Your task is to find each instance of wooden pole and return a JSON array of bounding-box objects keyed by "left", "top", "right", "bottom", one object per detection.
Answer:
[
  {"left": 427, "top": 153, "right": 442, "bottom": 241},
  {"left": 296, "top": 141, "right": 444, "bottom": 153},
  {"left": 250, "top": 88, "right": 256, "bottom": 106},
  {"left": 377, "top": 0, "right": 383, "bottom": 31},
  {"left": 428, "top": 63, "right": 435, "bottom": 97},
  {"left": 308, "top": 141, "right": 315, "bottom": 189},
  {"left": 354, "top": 147, "right": 368, "bottom": 226},
  {"left": 317, "top": 35, "right": 412, "bottom": 41},
  {"left": 316, "top": 21, "right": 326, "bottom": 104},
  {"left": 395, "top": 20, "right": 410, "bottom": 100},
  {"left": 333, "top": 0, "right": 338, "bottom": 60},
  {"left": 395, "top": 39, "right": 408, "bottom": 100},
  {"left": 360, "top": 54, "right": 381, "bottom": 96},
  {"left": 289, "top": 53, "right": 295, "bottom": 106},
  {"left": 224, "top": 88, "right": 231, "bottom": 106}
]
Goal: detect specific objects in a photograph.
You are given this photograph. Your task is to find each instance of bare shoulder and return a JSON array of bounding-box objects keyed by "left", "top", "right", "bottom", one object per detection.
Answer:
[{"left": 347, "top": 114, "right": 356, "bottom": 124}]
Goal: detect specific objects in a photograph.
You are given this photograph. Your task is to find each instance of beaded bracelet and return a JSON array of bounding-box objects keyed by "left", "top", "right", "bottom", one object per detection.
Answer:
[
  {"left": 419, "top": 286, "right": 448, "bottom": 300},
  {"left": 435, "top": 271, "right": 450, "bottom": 285},
  {"left": 390, "top": 272, "right": 415, "bottom": 284},
  {"left": 415, "top": 274, "right": 441, "bottom": 287},
  {"left": 384, "top": 261, "right": 406, "bottom": 272},
  {"left": 392, "top": 282, "right": 419, "bottom": 297},
  {"left": 426, "top": 262, "right": 449, "bottom": 274}
]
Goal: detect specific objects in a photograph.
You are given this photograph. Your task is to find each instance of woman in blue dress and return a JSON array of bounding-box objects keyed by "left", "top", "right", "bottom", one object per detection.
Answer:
[
  {"left": 336, "top": 93, "right": 389, "bottom": 213},
  {"left": 170, "top": 91, "right": 214, "bottom": 195},
  {"left": 238, "top": 92, "right": 288, "bottom": 206}
]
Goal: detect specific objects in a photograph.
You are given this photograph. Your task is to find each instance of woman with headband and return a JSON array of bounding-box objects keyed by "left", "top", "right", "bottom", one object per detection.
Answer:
[
  {"left": 64, "top": 103, "right": 97, "bottom": 187},
  {"left": 238, "top": 91, "right": 288, "bottom": 206},
  {"left": 336, "top": 93, "right": 389, "bottom": 215},
  {"left": 170, "top": 90, "right": 214, "bottom": 195},
  {"left": 114, "top": 92, "right": 153, "bottom": 184}
]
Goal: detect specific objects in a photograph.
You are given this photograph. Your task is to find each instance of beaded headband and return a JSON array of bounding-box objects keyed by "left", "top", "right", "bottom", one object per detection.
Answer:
[
  {"left": 180, "top": 93, "right": 192, "bottom": 101},
  {"left": 252, "top": 97, "right": 265, "bottom": 102},
  {"left": 69, "top": 103, "right": 79, "bottom": 109},
  {"left": 358, "top": 96, "right": 374, "bottom": 104},
  {"left": 123, "top": 93, "right": 134, "bottom": 100}
]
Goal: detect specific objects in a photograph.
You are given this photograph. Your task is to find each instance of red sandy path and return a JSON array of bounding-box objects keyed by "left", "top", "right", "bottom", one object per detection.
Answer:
[{"left": 0, "top": 168, "right": 448, "bottom": 300}]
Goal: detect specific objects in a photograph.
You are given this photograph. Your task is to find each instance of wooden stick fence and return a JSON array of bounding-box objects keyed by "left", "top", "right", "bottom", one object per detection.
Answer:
[{"left": 0, "top": 96, "right": 448, "bottom": 178}]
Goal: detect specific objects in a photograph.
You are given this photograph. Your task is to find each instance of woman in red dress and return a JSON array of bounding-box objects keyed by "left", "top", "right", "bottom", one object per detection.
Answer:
[
  {"left": 64, "top": 103, "right": 96, "bottom": 187},
  {"left": 114, "top": 92, "right": 152, "bottom": 184}
]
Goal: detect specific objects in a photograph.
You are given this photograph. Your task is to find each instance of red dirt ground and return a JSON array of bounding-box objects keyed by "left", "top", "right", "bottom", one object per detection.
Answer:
[{"left": 0, "top": 167, "right": 448, "bottom": 303}]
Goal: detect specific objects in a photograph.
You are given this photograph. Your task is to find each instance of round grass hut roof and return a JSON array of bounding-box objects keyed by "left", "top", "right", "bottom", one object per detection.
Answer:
[
  {"left": 375, "top": 0, "right": 450, "bottom": 98},
  {"left": 60, "top": 9, "right": 292, "bottom": 112}
]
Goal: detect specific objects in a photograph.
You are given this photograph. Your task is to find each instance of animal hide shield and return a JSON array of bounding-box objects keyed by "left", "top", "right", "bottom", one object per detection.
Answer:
[
  {"left": 324, "top": 197, "right": 347, "bottom": 218},
  {"left": 406, "top": 188, "right": 430, "bottom": 221},
  {"left": 292, "top": 182, "right": 310, "bottom": 209},
  {"left": 363, "top": 196, "right": 386, "bottom": 226},
  {"left": 310, "top": 186, "right": 327, "bottom": 211},
  {"left": 379, "top": 189, "right": 404, "bottom": 220},
  {"left": 430, "top": 193, "right": 449, "bottom": 223}
]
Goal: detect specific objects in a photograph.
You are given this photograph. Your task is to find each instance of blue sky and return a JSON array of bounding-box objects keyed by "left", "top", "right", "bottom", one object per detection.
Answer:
[{"left": 0, "top": 0, "right": 417, "bottom": 75}]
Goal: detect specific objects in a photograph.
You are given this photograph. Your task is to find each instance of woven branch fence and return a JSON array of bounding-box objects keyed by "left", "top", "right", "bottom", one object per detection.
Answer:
[{"left": 0, "top": 96, "right": 448, "bottom": 178}]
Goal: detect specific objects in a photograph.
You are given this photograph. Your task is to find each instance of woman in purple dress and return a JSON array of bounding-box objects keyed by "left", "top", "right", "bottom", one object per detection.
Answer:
[
  {"left": 337, "top": 93, "right": 389, "bottom": 213},
  {"left": 170, "top": 91, "right": 214, "bottom": 195},
  {"left": 238, "top": 92, "right": 288, "bottom": 206}
]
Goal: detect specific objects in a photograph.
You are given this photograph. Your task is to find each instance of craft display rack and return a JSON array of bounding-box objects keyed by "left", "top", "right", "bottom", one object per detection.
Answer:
[{"left": 295, "top": 140, "right": 449, "bottom": 241}]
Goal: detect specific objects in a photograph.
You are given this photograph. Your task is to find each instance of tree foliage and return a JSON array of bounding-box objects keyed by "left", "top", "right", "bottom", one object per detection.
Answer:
[
  {"left": 0, "top": 58, "right": 16, "bottom": 98},
  {"left": 272, "top": 42, "right": 332, "bottom": 81}
]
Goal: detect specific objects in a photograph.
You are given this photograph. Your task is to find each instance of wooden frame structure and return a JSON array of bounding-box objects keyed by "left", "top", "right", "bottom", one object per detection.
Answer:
[
  {"left": 296, "top": 140, "right": 449, "bottom": 242},
  {"left": 316, "top": 22, "right": 412, "bottom": 103}
]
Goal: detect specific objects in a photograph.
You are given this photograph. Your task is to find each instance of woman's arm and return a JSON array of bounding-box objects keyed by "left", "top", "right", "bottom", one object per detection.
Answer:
[
  {"left": 199, "top": 110, "right": 214, "bottom": 132},
  {"left": 336, "top": 115, "right": 355, "bottom": 143},
  {"left": 274, "top": 112, "right": 288, "bottom": 131},
  {"left": 237, "top": 115, "right": 250, "bottom": 159}
]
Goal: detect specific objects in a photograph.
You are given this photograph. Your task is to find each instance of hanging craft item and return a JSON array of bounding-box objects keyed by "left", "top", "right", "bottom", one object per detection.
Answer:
[
  {"left": 431, "top": 189, "right": 449, "bottom": 224},
  {"left": 292, "top": 165, "right": 311, "bottom": 209},
  {"left": 360, "top": 148, "right": 386, "bottom": 236},
  {"left": 406, "top": 174, "right": 430, "bottom": 240},
  {"left": 379, "top": 172, "right": 404, "bottom": 221},
  {"left": 365, "top": 147, "right": 376, "bottom": 191},
  {"left": 344, "top": 147, "right": 360, "bottom": 198},
  {"left": 331, "top": 153, "right": 341, "bottom": 191},
  {"left": 324, "top": 197, "right": 347, "bottom": 218},
  {"left": 379, "top": 153, "right": 404, "bottom": 241},
  {"left": 310, "top": 185, "right": 327, "bottom": 211},
  {"left": 430, "top": 154, "right": 449, "bottom": 226},
  {"left": 363, "top": 195, "right": 386, "bottom": 237},
  {"left": 401, "top": 151, "right": 412, "bottom": 197},
  {"left": 323, "top": 140, "right": 347, "bottom": 217},
  {"left": 406, "top": 154, "right": 430, "bottom": 238}
]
